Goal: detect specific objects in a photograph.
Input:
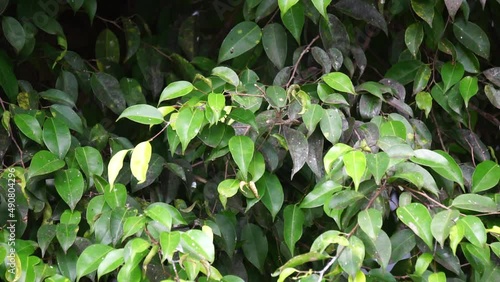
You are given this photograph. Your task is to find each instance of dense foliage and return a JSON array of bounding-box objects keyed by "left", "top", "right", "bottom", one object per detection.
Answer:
[{"left": 1, "top": 0, "right": 500, "bottom": 281}]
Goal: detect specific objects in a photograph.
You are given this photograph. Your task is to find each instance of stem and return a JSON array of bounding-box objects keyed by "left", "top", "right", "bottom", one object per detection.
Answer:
[{"left": 286, "top": 35, "right": 320, "bottom": 88}]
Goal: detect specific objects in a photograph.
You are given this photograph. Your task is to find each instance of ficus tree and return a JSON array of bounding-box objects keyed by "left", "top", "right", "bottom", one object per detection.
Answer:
[{"left": 0, "top": 0, "right": 500, "bottom": 281}]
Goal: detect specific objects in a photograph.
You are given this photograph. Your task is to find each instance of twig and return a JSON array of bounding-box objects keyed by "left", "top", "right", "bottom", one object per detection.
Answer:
[
  {"left": 96, "top": 16, "right": 122, "bottom": 30},
  {"left": 469, "top": 103, "right": 500, "bottom": 128},
  {"left": 286, "top": 35, "right": 320, "bottom": 88},
  {"left": 430, "top": 111, "right": 447, "bottom": 153},
  {"left": 148, "top": 122, "right": 170, "bottom": 142},
  {"left": 0, "top": 97, "right": 26, "bottom": 168}
]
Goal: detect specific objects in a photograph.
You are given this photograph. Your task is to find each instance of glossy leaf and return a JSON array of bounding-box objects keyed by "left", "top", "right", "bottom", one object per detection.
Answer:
[
  {"left": 282, "top": 2, "right": 304, "bottom": 43},
  {"left": 300, "top": 180, "right": 342, "bottom": 209},
  {"left": 411, "top": 0, "right": 434, "bottom": 27},
  {"left": 328, "top": 190, "right": 364, "bottom": 210},
  {"left": 262, "top": 23, "right": 287, "bottom": 69},
  {"left": 13, "top": 114, "right": 43, "bottom": 144},
  {"left": 228, "top": 135, "right": 254, "bottom": 179},
  {"left": 50, "top": 104, "right": 83, "bottom": 134},
  {"left": 265, "top": 86, "right": 287, "bottom": 108},
  {"left": 108, "top": 149, "right": 129, "bottom": 188},
  {"left": 484, "top": 84, "right": 500, "bottom": 109},
  {"left": 338, "top": 235, "right": 365, "bottom": 278},
  {"left": 390, "top": 229, "right": 416, "bottom": 263},
  {"left": 159, "top": 231, "right": 180, "bottom": 263},
  {"left": 55, "top": 169, "right": 84, "bottom": 211},
  {"left": 452, "top": 194, "right": 497, "bottom": 213},
  {"left": 415, "top": 91, "right": 432, "bottom": 118},
  {"left": 366, "top": 152, "right": 390, "bottom": 185},
  {"left": 284, "top": 205, "right": 304, "bottom": 256},
  {"left": 385, "top": 60, "right": 423, "bottom": 85},
  {"left": 104, "top": 183, "right": 127, "bottom": 208},
  {"left": 95, "top": 29, "right": 120, "bottom": 63},
  {"left": 458, "top": 216, "right": 486, "bottom": 247},
  {"left": 0, "top": 52, "right": 19, "bottom": 102},
  {"left": 358, "top": 209, "right": 382, "bottom": 240},
  {"left": 130, "top": 141, "right": 151, "bottom": 184},
  {"left": 343, "top": 150, "right": 366, "bottom": 191},
  {"left": 56, "top": 224, "right": 78, "bottom": 253},
  {"left": 28, "top": 150, "right": 66, "bottom": 178},
  {"left": 458, "top": 76, "right": 478, "bottom": 107},
  {"left": 396, "top": 203, "right": 434, "bottom": 249},
  {"left": 431, "top": 209, "right": 460, "bottom": 248},
  {"left": 117, "top": 104, "right": 164, "bottom": 125},
  {"left": 76, "top": 244, "right": 114, "bottom": 280},
  {"left": 405, "top": 22, "right": 423, "bottom": 57},
  {"left": 176, "top": 107, "right": 205, "bottom": 153},
  {"left": 180, "top": 229, "right": 215, "bottom": 263},
  {"left": 123, "top": 19, "right": 140, "bottom": 62},
  {"left": 322, "top": 72, "right": 355, "bottom": 94},
  {"left": 219, "top": 21, "right": 262, "bottom": 63},
  {"left": 242, "top": 223, "right": 268, "bottom": 272},
  {"left": 258, "top": 172, "right": 284, "bottom": 220},
  {"left": 431, "top": 150, "right": 464, "bottom": 189},
  {"left": 43, "top": 118, "right": 71, "bottom": 159},
  {"left": 440, "top": 62, "right": 464, "bottom": 92},
  {"left": 91, "top": 72, "right": 126, "bottom": 115},
  {"left": 283, "top": 126, "right": 308, "bottom": 178},
  {"left": 97, "top": 249, "right": 124, "bottom": 280},
  {"left": 158, "top": 81, "right": 194, "bottom": 104},
  {"left": 144, "top": 203, "right": 173, "bottom": 230},
  {"left": 311, "top": 0, "right": 331, "bottom": 19},
  {"left": 471, "top": 160, "right": 500, "bottom": 193},
  {"left": 75, "top": 146, "right": 103, "bottom": 179},
  {"left": 2, "top": 16, "right": 25, "bottom": 53},
  {"left": 413, "top": 65, "right": 431, "bottom": 95},
  {"left": 453, "top": 17, "right": 490, "bottom": 59},
  {"left": 320, "top": 108, "right": 343, "bottom": 144}
]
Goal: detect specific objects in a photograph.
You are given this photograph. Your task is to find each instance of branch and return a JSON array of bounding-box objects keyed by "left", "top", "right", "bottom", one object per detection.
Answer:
[{"left": 286, "top": 35, "right": 320, "bottom": 88}]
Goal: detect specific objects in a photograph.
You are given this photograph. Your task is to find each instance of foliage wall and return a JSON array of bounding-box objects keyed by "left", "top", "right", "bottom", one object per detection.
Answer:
[{"left": 1, "top": 0, "right": 500, "bottom": 281}]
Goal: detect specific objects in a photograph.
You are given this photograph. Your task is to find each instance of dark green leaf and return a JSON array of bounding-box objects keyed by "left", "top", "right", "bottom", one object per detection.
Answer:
[
  {"left": 405, "top": 22, "right": 423, "bottom": 57},
  {"left": 258, "top": 172, "right": 284, "bottom": 220},
  {"left": 283, "top": 126, "right": 308, "bottom": 178},
  {"left": 50, "top": 105, "right": 83, "bottom": 134},
  {"left": 43, "top": 118, "right": 71, "bottom": 159},
  {"left": 300, "top": 180, "right": 342, "bottom": 209},
  {"left": 284, "top": 205, "right": 304, "bottom": 256},
  {"left": 242, "top": 223, "right": 268, "bottom": 272},
  {"left": 452, "top": 194, "right": 497, "bottom": 213},
  {"left": 282, "top": 2, "right": 304, "bottom": 43},
  {"left": 453, "top": 17, "right": 490, "bottom": 59},
  {"left": 91, "top": 72, "right": 126, "bottom": 115},
  {"left": 55, "top": 169, "right": 85, "bottom": 211},
  {"left": 385, "top": 60, "right": 423, "bottom": 85},
  {"left": 95, "top": 29, "right": 120, "bottom": 63},
  {"left": 0, "top": 52, "right": 18, "bottom": 102},
  {"left": 28, "top": 150, "right": 66, "bottom": 178},
  {"left": 56, "top": 224, "right": 78, "bottom": 253},
  {"left": 123, "top": 19, "right": 140, "bottom": 62},
  {"left": 40, "top": 89, "right": 76, "bottom": 108},
  {"left": 262, "top": 23, "right": 287, "bottom": 69},
  {"left": 13, "top": 114, "right": 42, "bottom": 144},
  {"left": 219, "top": 21, "right": 262, "bottom": 63},
  {"left": 396, "top": 203, "right": 434, "bottom": 249},
  {"left": 75, "top": 146, "right": 104, "bottom": 179},
  {"left": 411, "top": 0, "right": 435, "bottom": 26},
  {"left": 335, "top": 0, "right": 387, "bottom": 34}
]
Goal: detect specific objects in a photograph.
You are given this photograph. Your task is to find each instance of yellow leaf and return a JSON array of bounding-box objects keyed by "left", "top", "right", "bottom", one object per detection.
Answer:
[
  {"left": 108, "top": 149, "right": 130, "bottom": 188},
  {"left": 130, "top": 141, "right": 152, "bottom": 184}
]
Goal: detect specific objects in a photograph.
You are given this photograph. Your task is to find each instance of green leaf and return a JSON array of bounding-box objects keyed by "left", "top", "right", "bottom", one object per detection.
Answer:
[
  {"left": 228, "top": 135, "right": 254, "bottom": 179},
  {"left": 104, "top": 183, "right": 127, "bottom": 209},
  {"left": 228, "top": 108, "right": 258, "bottom": 130},
  {"left": 284, "top": 205, "right": 304, "bottom": 256},
  {"left": 484, "top": 84, "right": 500, "bottom": 109},
  {"left": 392, "top": 162, "right": 439, "bottom": 196},
  {"left": 218, "top": 21, "right": 262, "bottom": 63},
  {"left": 380, "top": 120, "right": 406, "bottom": 140},
  {"left": 258, "top": 172, "right": 284, "bottom": 220},
  {"left": 40, "top": 89, "right": 76, "bottom": 108},
  {"left": 91, "top": 72, "right": 126, "bottom": 115},
  {"left": 37, "top": 224, "right": 56, "bottom": 257},
  {"left": 272, "top": 252, "right": 329, "bottom": 277},
  {"left": 158, "top": 81, "right": 194, "bottom": 104},
  {"left": 323, "top": 143, "right": 352, "bottom": 173},
  {"left": 207, "top": 93, "right": 226, "bottom": 124},
  {"left": 431, "top": 209, "right": 460, "bottom": 248},
  {"left": 0, "top": 52, "right": 19, "bottom": 102},
  {"left": 55, "top": 169, "right": 84, "bottom": 211},
  {"left": 366, "top": 152, "right": 390, "bottom": 185},
  {"left": 413, "top": 65, "right": 431, "bottom": 95},
  {"left": 13, "top": 114, "right": 43, "bottom": 144},
  {"left": 358, "top": 209, "right": 382, "bottom": 241},
  {"left": 212, "top": 66, "right": 240, "bottom": 87},
  {"left": 311, "top": 0, "right": 332, "bottom": 19},
  {"left": 60, "top": 210, "right": 81, "bottom": 225},
  {"left": 452, "top": 194, "right": 497, "bottom": 213},
  {"left": 130, "top": 141, "right": 151, "bottom": 184},
  {"left": 300, "top": 180, "right": 342, "bottom": 209},
  {"left": 459, "top": 76, "right": 478, "bottom": 107},
  {"left": 283, "top": 126, "right": 308, "bottom": 178},
  {"left": 75, "top": 146, "right": 103, "bottom": 179},
  {"left": 121, "top": 215, "right": 146, "bottom": 242},
  {"left": 2, "top": 16, "right": 25, "bottom": 53},
  {"left": 262, "top": 23, "right": 287, "bottom": 69},
  {"left": 343, "top": 150, "right": 366, "bottom": 191},
  {"left": 282, "top": 2, "right": 304, "bottom": 43},
  {"left": 28, "top": 150, "right": 66, "bottom": 178},
  {"left": 320, "top": 108, "right": 343, "bottom": 144},
  {"left": 278, "top": 0, "right": 299, "bottom": 16},
  {"left": 83, "top": 0, "right": 97, "bottom": 23},
  {"left": 414, "top": 252, "right": 433, "bottom": 276},
  {"left": 249, "top": 151, "right": 265, "bottom": 182},
  {"left": 411, "top": 0, "right": 435, "bottom": 27},
  {"left": 338, "top": 235, "right": 365, "bottom": 278},
  {"left": 453, "top": 17, "right": 490, "bottom": 59},
  {"left": 405, "top": 22, "right": 423, "bottom": 57},
  {"left": 242, "top": 223, "right": 268, "bottom": 272},
  {"left": 390, "top": 229, "right": 416, "bottom": 263},
  {"left": 458, "top": 215, "right": 486, "bottom": 247},
  {"left": 123, "top": 19, "right": 140, "bottom": 62},
  {"left": 410, "top": 149, "right": 448, "bottom": 168},
  {"left": 144, "top": 203, "right": 173, "bottom": 230},
  {"left": 56, "top": 224, "right": 78, "bottom": 253},
  {"left": 217, "top": 179, "right": 240, "bottom": 208},
  {"left": 180, "top": 229, "right": 215, "bottom": 262},
  {"left": 97, "top": 249, "right": 124, "bottom": 280},
  {"left": 95, "top": 29, "right": 120, "bottom": 63},
  {"left": 77, "top": 244, "right": 114, "bottom": 279},
  {"left": 415, "top": 91, "right": 432, "bottom": 118},
  {"left": 322, "top": 72, "right": 356, "bottom": 94},
  {"left": 328, "top": 190, "right": 364, "bottom": 210},
  {"left": 396, "top": 203, "right": 434, "bottom": 249},
  {"left": 385, "top": 60, "right": 423, "bottom": 85},
  {"left": 440, "top": 62, "right": 464, "bottom": 92},
  {"left": 265, "top": 86, "right": 287, "bottom": 108},
  {"left": 302, "top": 104, "right": 325, "bottom": 136},
  {"left": 471, "top": 160, "right": 500, "bottom": 193},
  {"left": 120, "top": 77, "right": 146, "bottom": 106},
  {"left": 431, "top": 150, "right": 464, "bottom": 190},
  {"left": 117, "top": 104, "right": 164, "bottom": 125},
  {"left": 159, "top": 231, "right": 180, "bottom": 263},
  {"left": 176, "top": 107, "right": 205, "bottom": 153},
  {"left": 108, "top": 149, "right": 129, "bottom": 188},
  {"left": 50, "top": 104, "right": 83, "bottom": 134}
]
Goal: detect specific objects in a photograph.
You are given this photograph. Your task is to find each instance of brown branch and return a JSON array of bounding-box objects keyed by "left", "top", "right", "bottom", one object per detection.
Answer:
[
  {"left": 286, "top": 35, "right": 320, "bottom": 88},
  {"left": 469, "top": 103, "right": 500, "bottom": 128}
]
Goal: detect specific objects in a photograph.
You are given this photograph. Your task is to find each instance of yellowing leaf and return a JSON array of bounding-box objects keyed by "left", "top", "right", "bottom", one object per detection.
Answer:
[
  {"left": 130, "top": 141, "right": 152, "bottom": 184},
  {"left": 108, "top": 149, "right": 129, "bottom": 188}
]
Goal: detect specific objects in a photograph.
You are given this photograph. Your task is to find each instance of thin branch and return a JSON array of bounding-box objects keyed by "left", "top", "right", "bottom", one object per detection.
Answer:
[
  {"left": 0, "top": 97, "right": 26, "bottom": 168},
  {"left": 469, "top": 103, "right": 500, "bottom": 128},
  {"left": 148, "top": 122, "right": 170, "bottom": 142},
  {"left": 431, "top": 111, "right": 447, "bottom": 153},
  {"left": 286, "top": 35, "right": 320, "bottom": 88}
]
